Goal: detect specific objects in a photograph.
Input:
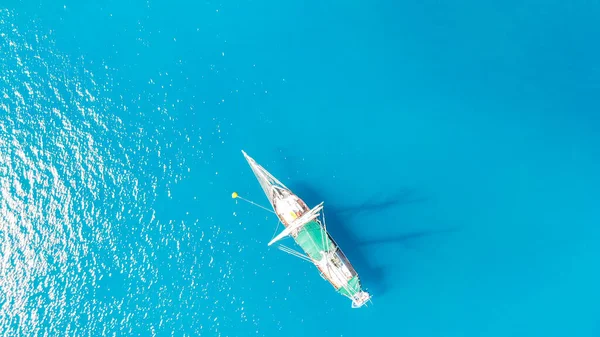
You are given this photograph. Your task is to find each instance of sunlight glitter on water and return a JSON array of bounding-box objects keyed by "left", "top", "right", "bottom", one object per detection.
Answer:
[
  {"left": 0, "top": 9, "right": 249, "bottom": 336},
  {"left": 0, "top": 10, "right": 148, "bottom": 335}
]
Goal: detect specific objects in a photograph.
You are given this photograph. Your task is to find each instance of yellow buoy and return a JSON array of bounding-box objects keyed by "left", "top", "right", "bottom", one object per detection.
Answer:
[{"left": 231, "top": 192, "right": 239, "bottom": 199}]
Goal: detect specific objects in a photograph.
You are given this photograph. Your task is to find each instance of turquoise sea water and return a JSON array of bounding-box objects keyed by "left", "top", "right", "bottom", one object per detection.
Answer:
[{"left": 1, "top": 1, "right": 600, "bottom": 336}]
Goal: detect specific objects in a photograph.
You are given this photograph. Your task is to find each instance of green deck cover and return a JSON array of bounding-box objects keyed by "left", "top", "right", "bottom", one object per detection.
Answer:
[
  {"left": 294, "top": 220, "right": 334, "bottom": 261},
  {"left": 294, "top": 221, "right": 363, "bottom": 297},
  {"left": 337, "top": 275, "right": 361, "bottom": 297}
]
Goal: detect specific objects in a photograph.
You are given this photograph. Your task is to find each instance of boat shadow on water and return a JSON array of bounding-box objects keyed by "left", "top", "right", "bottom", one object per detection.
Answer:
[
  {"left": 289, "top": 182, "right": 458, "bottom": 298},
  {"left": 272, "top": 150, "right": 458, "bottom": 298},
  {"left": 288, "top": 182, "right": 417, "bottom": 297}
]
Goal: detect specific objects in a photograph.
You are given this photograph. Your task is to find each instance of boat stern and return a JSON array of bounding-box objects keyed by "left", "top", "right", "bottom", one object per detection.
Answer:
[{"left": 351, "top": 291, "right": 372, "bottom": 308}]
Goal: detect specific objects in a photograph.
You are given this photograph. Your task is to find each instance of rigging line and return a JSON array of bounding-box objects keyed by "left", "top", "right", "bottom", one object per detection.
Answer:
[
  {"left": 304, "top": 209, "right": 330, "bottom": 260},
  {"left": 236, "top": 196, "right": 275, "bottom": 214},
  {"left": 325, "top": 261, "right": 354, "bottom": 300},
  {"left": 319, "top": 211, "right": 327, "bottom": 253},
  {"left": 323, "top": 252, "right": 358, "bottom": 300},
  {"left": 279, "top": 247, "right": 310, "bottom": 262},
  {"left": 297, "top": 204, "right": 325, "bottom": 252},
  {"left": 321, "top": 210, "right": 330, "bottom": 252},
  {"left": 271, "top": 220, "right": 282, "bottom": 241},
  {"left": 278, "top": 245, "right": 312, "bottom": 263},
  {"left": 316, "top": 232, "right": 357, "bottom": 301}
]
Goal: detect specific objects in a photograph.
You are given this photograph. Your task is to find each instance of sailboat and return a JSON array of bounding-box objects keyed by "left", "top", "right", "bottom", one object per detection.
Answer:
[{"left": 240, "top": 150, "right": 372, "bottom": 308}]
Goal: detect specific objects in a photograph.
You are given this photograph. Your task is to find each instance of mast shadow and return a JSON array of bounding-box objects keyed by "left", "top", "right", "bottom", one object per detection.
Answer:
[
  {"left": 272, "top": 147, "right": 428, "bottom": 215},
  {"left": 358, "top": 228, "right": 460, "bottom": 248},
  {"left": 334, "top": 188, "right": 429, "bottom": 217}
]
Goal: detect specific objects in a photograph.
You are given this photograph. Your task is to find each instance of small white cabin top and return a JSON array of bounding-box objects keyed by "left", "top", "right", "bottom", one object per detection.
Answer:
[{"left": 274, "top": 193, "right": 305, "bottom": 225}]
